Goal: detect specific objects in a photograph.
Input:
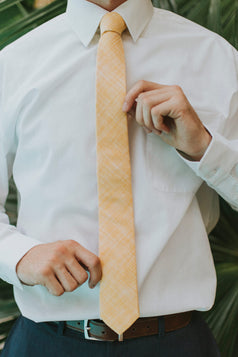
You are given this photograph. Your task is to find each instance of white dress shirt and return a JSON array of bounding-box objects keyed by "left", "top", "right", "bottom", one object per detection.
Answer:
[{"left": 0, "top": 0, "right": 237, "bottom": 322}]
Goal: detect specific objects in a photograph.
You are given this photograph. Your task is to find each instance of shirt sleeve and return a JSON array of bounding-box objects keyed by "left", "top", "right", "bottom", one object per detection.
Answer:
[
  {"left": 0, "top": 52, "right": 41, "bottom": 288},
  {"left": 181, "top": 46, "right": 238, "bottom": 211}
]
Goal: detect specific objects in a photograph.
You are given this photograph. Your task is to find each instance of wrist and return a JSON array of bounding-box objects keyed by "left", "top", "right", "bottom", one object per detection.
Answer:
[{"left": 180, "top": 129, "right": 212, "bottom": 162}]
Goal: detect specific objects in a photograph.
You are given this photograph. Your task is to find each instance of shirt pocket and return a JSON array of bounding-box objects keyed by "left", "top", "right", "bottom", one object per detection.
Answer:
[{"left": 146, "top": 133, "right": 202, "bottom": 193}]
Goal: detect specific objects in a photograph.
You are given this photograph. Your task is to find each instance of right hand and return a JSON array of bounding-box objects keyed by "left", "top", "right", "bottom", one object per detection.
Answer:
[{"left": 16, "top": 240, "right": 102, "bottom": 296}]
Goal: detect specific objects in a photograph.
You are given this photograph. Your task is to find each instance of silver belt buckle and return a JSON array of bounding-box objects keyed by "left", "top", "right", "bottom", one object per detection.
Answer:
[
  {"left": 84, "top": 320, "right": 124, "bottom": 342},
  {"left": 84, "top": 320, "right": 102, "bottom": 341}
]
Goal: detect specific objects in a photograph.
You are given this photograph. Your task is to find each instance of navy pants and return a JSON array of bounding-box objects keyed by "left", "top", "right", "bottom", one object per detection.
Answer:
[{"left": 2, "top": 313, "right": 221, "bottom": 357}]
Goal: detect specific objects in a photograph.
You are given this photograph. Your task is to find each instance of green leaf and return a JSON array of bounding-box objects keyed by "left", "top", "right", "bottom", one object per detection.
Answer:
[
  {"left": 1, "top": 1, "right": 238, "bottom": 356},
  {"left": 207, "top": 0, "right": 222, "bottom": 34}
]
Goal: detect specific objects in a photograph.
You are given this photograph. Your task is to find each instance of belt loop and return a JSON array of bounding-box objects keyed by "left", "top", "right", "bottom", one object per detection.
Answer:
[
  {"left": 158, "top": 316, "right": 165, "bottom": 337},
  {"left": 57, "top": 321, "right": 65, "bottom": 336}
]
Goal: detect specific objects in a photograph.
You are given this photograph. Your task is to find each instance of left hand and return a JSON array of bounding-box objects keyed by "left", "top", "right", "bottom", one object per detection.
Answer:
[{"left": 123, "top": 80, "right": 212, "bottom": 161}]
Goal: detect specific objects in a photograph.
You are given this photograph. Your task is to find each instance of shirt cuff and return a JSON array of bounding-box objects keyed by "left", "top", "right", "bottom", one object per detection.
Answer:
[
  {"left": 178, "top": 131, "right": 236, "bottom": 186},
  {"left": 0, "top": 230, "right": 41, "bottom": 289}
]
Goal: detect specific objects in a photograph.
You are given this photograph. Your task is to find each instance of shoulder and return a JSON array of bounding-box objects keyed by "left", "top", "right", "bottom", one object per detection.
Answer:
[
  {"left": 147, "top": 7, "right": 234, "bottom": 52},
  {"left": 149, "top": 8, "right": 215, "bottom": 37},
  {"left": 0, "top": 13, "right": 76, "bottom": 99},
  {"left": 1, "top": 13, "right": 67, "bottom": 57},
  {"left": 0, "top": 13, "right": 72, "bottom": 79},
  {"left": 142, "top": 7, "right": 237, "bottom": 66}
]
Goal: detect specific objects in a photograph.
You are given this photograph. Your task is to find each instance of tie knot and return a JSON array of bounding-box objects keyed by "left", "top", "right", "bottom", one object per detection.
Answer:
[{"left": 100, "top": 12, "right": 126, "bottom": 36}]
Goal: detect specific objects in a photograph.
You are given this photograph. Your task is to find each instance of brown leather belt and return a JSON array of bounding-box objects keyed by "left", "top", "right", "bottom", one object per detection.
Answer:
[{"left": 64, "top": 311, "right": 193, "bottom": 342}]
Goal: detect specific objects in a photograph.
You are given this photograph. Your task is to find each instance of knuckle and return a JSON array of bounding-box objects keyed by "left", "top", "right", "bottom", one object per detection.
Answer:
[
  {"left": 67, "top": 257, "right": 76, "bottom": 266},
  {"left": 48, "top": 253, "right": 59, "bottom": 266},
  {"left": 56, "top": 239, "right": 76, "bottom": 251},
  {"left": 55, "top": 243, "right": 68, "bottom": 256},
  {"left": 55, "top": 263, "right": 66, "bottom": 272},
  {"left": 172, "top": 85, "right": 182, "bottom": 93},
  {"left": 137, "top": 93, "right": 144, "bottom": 101},
  {"left": 151, "top": 106, "right": 158, "bottom": 117},
  {"left": 137, "top": 80, "right": 145, "bottom": 90},
  {"left": 52, "top": 287, "right": 64, "bottom": 296},
  {"left": 49, "top": 250, "right": 66, "bottom": 266},
  {"left": 141, "top": 96, "right": 150, "bottom": 107},
  {"left": 78, "top": 271, "right": 88, "bottom": 285},
  {"left": 178, "top": 107, "right": 187, "bottom": 117},
  {"left": 66, "top": 281, "right": 79, "bottom": 292},
  {"left": 72, "top": 280, "right": 79, "bottom": 290},
  {"left": 89, "top": 255, "right": 100, "bottom": 269},
  {"left": 39, "top": 266, "right": 51, "bottom": 278},
  {"left": 66, "top": 239, "right": 77, "bottom": 247},
  {"left": 173, "top": 85, "right": 185, "bottom": 100}
]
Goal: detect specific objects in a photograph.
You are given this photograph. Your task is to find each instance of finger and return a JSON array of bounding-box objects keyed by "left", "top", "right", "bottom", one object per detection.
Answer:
[
  {"left": 152, "top": 128, "right": 162, "bottom": 135},
  {"left": 135, "top": 96, "right": 145, "bottom": 127},
  {"left": 74, "top": 246, "right": 102, "bottom": 289},
  {"left": 134, "top": 90, "right": 170, "bottom": 131},
  {"left": 123, "top": 80, "right": 165, "bottom": 112},
  {"left": 86, "top": 255, "right": 102, "bottom": 289},
  {"left": 127, "top": 102, "right": 136, "bottom": 120},
  {"left": 151, "top": 101, "right": 174, "bottom": 133},
  {"left": 55, "top": 266, "right": 81, "bottom": 292},
  {"left": 65, "top": 257, "right": 88, "bottom": 286},
  {"left": 143, "top": 126, "right": 152, "bottom": 134},
  {"left": 143, "top": 102, "right": 154, "bottom": 130},
  {"left": 43, "top": 273, "right": 65, "bottom": 296},
  {"left": 141, "top": 91, "right": 170, "bottom": 130}
]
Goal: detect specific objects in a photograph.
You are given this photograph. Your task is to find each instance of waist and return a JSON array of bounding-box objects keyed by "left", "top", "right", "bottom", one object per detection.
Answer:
[{"left": 52, "top": 311, "right": 193, "bottom": 342}]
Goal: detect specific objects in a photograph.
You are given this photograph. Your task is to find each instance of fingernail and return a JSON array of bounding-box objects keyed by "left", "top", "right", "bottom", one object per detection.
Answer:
[{"left": 122, "top": 102, "right": 128, "bottom": 112}]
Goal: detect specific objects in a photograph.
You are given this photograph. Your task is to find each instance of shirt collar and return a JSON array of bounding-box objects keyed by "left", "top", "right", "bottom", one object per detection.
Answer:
[{"left": 66, "top": 0, "right": 154, "bottom": 47}]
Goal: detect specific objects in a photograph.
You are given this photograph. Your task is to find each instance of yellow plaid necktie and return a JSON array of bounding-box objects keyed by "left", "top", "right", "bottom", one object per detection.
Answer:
[{"left": 96, "top": 12, "right": 139, "bottom": 336}]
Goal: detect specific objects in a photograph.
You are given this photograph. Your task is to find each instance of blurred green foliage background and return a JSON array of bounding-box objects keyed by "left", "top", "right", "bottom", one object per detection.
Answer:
[{"left": 0, "top": 0, "right": 237, "bottom": 356}]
